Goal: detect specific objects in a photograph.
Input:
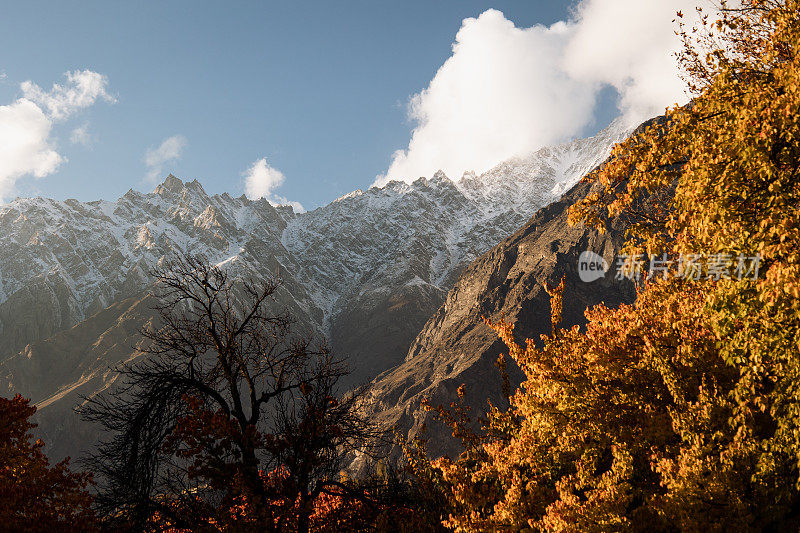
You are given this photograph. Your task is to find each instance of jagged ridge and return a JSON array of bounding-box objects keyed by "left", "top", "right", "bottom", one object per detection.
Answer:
[{"left": 0, "top": 118, "right": 632, "bottom": 460}]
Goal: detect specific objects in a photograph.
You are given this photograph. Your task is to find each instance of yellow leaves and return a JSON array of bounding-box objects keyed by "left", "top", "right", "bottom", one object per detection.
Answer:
[
  {"left": 418, "top": 3, "right": 800, "bottom": 529},
  {"left": 430, "top": 279, "right": 751, "bottom": 529},
  {"left": 544, "top": 276, "right": 565, "bottom": 334},
  {"left": 785, "top": 283, "right": 800, "bottom": 299},
  {"left": 568, "top": 0, "right": 800, "bottom": 489}
]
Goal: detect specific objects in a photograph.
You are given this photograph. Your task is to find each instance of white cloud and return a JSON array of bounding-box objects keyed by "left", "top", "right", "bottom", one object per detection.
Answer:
[
  {"left": 376, "top": 10, "right": 596, "bottom": 187},
  {"left": 0, "top": 99, "right": 63, "bottom": 200},
  {"left": 0, "top": 70, "right": 113, "bottom": 201},
  {"left": 275, "top": 197, "right": 305, "bottom": 214},
  {"left": 562, "top": 0, "right": 698, "bottom": 121},
  {"left": 144, "top": 135, "right": 187, "bottom": 183},
  {"left": 70, "top": 123, "right": 93, "bottom": 147},
  {"left": 376, "top": 2, "right": 708, "bottom": 187},
  {"left": 21, "top": 70, "right": 115, "bottom": 121},
  {"left": 243, "top": 158, "right": 305, "bottom": 213},
  {"left": 243, "top": 158, "right": 284, "bottom": 199}
]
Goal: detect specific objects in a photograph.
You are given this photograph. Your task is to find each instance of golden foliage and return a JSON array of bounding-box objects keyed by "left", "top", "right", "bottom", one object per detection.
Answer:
[
  {"left": 417, "top": 281, "right": 798, "bottom": 531},
  {"left": 544, "top": 276, "right": 565, "bottom": 334},
  {"left": 409, "top": 2, "right": 800, "bottom": 530},
  {"left": 571, "top": 0, "right": 800, "bottom": 489}
]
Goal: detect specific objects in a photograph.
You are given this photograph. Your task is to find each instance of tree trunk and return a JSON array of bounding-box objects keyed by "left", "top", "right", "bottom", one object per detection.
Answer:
[{"left": 297, "top": 493, "right": 311, "bottom": 533}]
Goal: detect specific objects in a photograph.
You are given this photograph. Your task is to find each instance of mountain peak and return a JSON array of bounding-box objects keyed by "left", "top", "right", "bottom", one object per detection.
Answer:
[
  {"left": 333, "top": 189, "right": 364, "bottom": 203},
  {"left": 185, "top": 179, "right": 207, "bottom": 196},
  {"left": 151, "top": 175, "right": 209, "bottom": 200},
  {"left": 153, "top": 174, "right": 185, "bottom": 195},
  {"left": 0, "top": 117, "right": 639, "bottom": 465}
]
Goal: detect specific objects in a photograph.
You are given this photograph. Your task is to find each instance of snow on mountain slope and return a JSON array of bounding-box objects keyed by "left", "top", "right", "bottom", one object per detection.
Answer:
[
  {"left": 0, "top": 118, "right": 632, "bottom": 402},
  {"left": 283, "top": 116, "right": 632, "bottom": 309},
  {"left": 0, "top": 177, "right": 315, "bottom": 361}
]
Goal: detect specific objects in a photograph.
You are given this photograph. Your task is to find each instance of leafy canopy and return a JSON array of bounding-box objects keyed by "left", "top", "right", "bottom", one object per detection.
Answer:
[{"left": 408, "top": 1, "right": 800, "bottom": 530}]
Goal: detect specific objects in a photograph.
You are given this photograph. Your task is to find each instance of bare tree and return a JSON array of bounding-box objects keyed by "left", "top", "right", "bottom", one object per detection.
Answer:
[{"left": 82, "top": 255, "right": 381, "bottom": 532}]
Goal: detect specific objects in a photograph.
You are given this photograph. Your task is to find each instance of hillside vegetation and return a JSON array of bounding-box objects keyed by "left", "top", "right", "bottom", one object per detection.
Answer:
[
  {"left": 1, "top": 0, "right": 799, "bottom": 531},
  {"left": 407, "top": 1, "right": 800, "bottom": 530}
]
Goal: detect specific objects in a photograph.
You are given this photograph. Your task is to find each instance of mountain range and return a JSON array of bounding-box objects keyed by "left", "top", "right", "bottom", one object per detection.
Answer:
[{"left": 0, "top": 117, "right": 633, "bottom": 461}]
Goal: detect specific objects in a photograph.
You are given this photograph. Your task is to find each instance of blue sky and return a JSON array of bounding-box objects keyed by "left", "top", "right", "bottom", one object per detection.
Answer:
[{"left": 0, "top": 1, "right": 692, "bottom": 210}]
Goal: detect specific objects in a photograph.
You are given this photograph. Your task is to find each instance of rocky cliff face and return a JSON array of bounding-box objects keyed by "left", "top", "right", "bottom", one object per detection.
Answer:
[
  {"left": 358, "top": 175, "right": 638, "bottom": 466},
  {"left": 0, "top": 118, "right": 633, "bottom": 460}
]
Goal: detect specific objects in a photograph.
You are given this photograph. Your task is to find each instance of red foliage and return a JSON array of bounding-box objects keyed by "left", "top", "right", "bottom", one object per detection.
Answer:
[{"left": 0, "top": 394, "right": 96, "bottom": 532}]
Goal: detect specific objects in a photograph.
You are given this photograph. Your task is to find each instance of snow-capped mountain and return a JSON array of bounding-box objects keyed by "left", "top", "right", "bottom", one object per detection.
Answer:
[{"left": 0, "top": 118, "right": 631, "bottom": 459}]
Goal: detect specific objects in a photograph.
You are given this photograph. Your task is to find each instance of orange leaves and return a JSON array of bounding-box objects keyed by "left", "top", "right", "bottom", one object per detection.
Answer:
[
  {"left": 413, "top": 3, "right": 800, "bottom": 530},
  {"left": 567, "top": 0, "right": 800, "bottom": 506},
  {"left": 417, "top": 277, "right": 783, "bottom": 530},
  {"left": 544, "top": 275, "right": 566, "bottom": 334}
]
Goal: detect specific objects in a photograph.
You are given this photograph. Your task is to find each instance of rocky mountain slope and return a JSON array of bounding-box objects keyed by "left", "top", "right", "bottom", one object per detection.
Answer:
[
  {"left": 357, "top": 175, "right": 638, "bottom": 465},
  {"left": 0, "top": 118, "right": 632, "bottom": 460}
]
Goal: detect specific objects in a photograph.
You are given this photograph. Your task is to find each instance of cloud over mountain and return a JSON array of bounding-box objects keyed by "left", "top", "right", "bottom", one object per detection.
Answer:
[
  {"left": 562, "top": 0, "right": 695, "bottom": 121},
  {"left": 376, "top": 1, "right": 706, "bottom": 187},
  {"left": 144, "top": 135, "right": 187, "bottom": 183},
  {"left": 0, "top": 100, "right": 62, "bottom": 199},
  {"left": 243, "top": 158, "right": 305, "bottom": 213},
  {"left": 21, "top": 70, "right": 115, "bottom": 121}
]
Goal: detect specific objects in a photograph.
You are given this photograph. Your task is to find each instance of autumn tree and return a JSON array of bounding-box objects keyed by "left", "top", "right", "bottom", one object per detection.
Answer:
[
  {"left": 83, "top": 255, "right": 382, "bottom": 532},
  {"left": 0, "top": 394, "right": 96, "bottom": 532},
  {"left": 570, "top": 0, "right": 800, "bottom": 495},
  {"left": 415, "top": 280, "right": 799, "bottom": 530},
  {"left": 407, "top": 1, "right": 800, "bottom": 530}
]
